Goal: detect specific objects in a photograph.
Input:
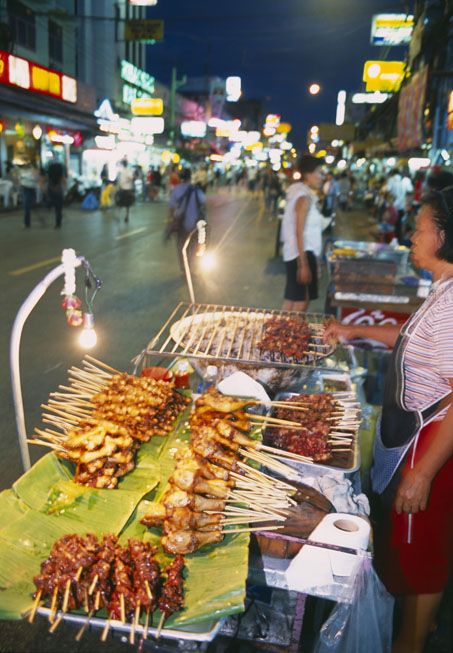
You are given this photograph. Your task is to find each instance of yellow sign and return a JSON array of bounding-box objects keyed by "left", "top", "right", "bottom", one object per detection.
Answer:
[
  {"left": 131, "top": 97, "right": 163, "bottom": 116},
  {"left": 363, "top": 60, "right": 406, "bottom": 92},
  {"left": 125, "top": 19, "right": 164, "bottom": 42},
  {"left": 277, "top": 122, "right": 292, "bottom": 134}
]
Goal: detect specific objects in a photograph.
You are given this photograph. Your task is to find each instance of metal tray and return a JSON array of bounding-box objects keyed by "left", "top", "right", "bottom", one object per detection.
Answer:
[
  {"left": 264, "top": 391, "right": 361, "bottom": 475},
  {"left": 37, "top": 607, "right": 223, "bottom": 643}
]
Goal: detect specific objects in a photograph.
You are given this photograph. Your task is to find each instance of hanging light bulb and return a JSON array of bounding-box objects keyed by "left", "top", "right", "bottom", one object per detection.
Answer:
[{"left": 79, "top": 313, "right": 97, "bottom": 349}]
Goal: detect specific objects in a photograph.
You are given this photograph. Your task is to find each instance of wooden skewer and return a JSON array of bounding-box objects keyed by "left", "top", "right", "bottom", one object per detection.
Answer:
[
  {"left": 101, "top": 618, "right": 111, "bottom": 642},
  {"left": 49, "top": 613, "right": 63, "bottom": 633},
  {"left": 130, "top": 602, "right": 140, "bottom": 645},
  {"left": 155, "top": 612, "right": 166, "bottom": 639},
  {"left": 28, "top": 590, "right": 42, "bottom": 623},
  {"left": 239, "top": 448, "right": 301, "bottom": 480},
  {"left": 222, "top": 516, "right": 280, "bottom": 525},
  {"left": 85, "top": 355, "right": 121, "bottom": 375},
  {"left": 58, "top": 385, "right": 92, "bottom": 397},
  {"left": 95, "top": 591, "right": 101, "bottom": 612},
  {"left": 250, "top": 400, "right": 308, "bottom": 412},
  {"left": 88, "top": 574, "right": 98, "bottom": 595},
  {"left": 247, "top": 414, "right": 306, "bottom": 428},
  {"left": 82, "top": 360, "right": 114, "bottom": 377},
  {"left": 237, "top": 462, "right": 296, "bottom": 490},
  {"left": 27, "top": 439, "right": 65, "bottom": 452},
  {"left": 34, "top": 428, "right": 65, "bottom": 442},
  {"left": 49, "top": 586, "right": 58, "bottom": 623},
  {"left": 142, "top": 608, "right": 150, "bottom": 641},
  {"left": 259, "top": 443, "right": 313, "bottom": 463},
  {"left": 222, "top": 525, "right": 283, "bottom": 534},
  {"left": 75, "top": 608, "right": 95, "bottom": 642},
  {"left": 61, "top": 578, "right": 71, "bottom": 614},
  {"left": 120, "top": 593, "right": 126, "bottom": 624},
  {"left": 145, "top": 580, "right": 152, "bottom": 600}
]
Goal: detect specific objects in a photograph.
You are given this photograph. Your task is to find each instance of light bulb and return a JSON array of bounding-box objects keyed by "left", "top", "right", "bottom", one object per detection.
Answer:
[
  {"left": 198, "top": 251, "right": 217, "bottom": 272},
  {"left": 79, "top": 313, "right": 98, "bottom": 349}
]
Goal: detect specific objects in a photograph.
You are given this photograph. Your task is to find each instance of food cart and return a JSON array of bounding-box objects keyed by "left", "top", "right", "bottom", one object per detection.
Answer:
[{"left": 1, "top": 294, "right": 374, "bottom": 651}]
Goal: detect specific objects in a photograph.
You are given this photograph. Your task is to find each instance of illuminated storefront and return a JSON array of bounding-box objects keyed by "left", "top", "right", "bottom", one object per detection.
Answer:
[{"left": 0, "top": 49, "right": 95, "bottom": 176}]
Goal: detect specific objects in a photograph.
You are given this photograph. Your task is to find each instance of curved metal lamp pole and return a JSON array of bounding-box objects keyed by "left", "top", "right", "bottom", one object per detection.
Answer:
[
  {"left": 10, "top": 253, "right": 85, "bottom": 471},
  {"left": 182, "top": 220, "right": 207, "bottom": 305}
]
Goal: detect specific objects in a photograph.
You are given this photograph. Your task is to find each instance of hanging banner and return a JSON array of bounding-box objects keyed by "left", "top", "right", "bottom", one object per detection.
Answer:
[
  {"left": 363, "top": 60, "right": 406, "bottom": 92},
  {"left": 370, "top": 14, "right": 414, "bottom": 46},
  {"left": 397, "top": 66, "right": 428, "bottom": 151},
  {"left": 124, "top": 19, "right": 164, "bottom": 42}
]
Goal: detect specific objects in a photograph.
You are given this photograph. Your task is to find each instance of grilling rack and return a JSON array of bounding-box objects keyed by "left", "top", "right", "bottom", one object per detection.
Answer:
[{"left": 134, "top": 303, "right": 337, "bottom": 379}]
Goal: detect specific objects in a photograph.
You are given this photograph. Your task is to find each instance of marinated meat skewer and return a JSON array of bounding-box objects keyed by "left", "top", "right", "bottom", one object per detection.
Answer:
[{"left": 156, "top": 556, "right": 185, "bottom": 637}]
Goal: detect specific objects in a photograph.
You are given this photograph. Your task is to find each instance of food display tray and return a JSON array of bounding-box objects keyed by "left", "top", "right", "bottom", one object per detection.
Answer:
[
  {"left": 263, "top": 391, "right": 361, "bottom": 475},
  {"left": 37, "top": 606, "right": 224, "bottom": 643}
]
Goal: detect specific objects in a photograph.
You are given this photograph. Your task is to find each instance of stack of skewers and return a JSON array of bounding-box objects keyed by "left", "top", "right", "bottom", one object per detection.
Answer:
[
  {"left": 29, "top": 356, "right": 191, "bottom": 488},
  {"left": 268, "top": 392, "right": 361, "bottom": 463},
  {"left": 257, "top": 315, "right": 330, "bottom": 362},
  {"left": 140, "top": 389, "right": 321, "bottom": 554},
  {"left": 29, "top": 533, "right": 186, "bottom": 643}
]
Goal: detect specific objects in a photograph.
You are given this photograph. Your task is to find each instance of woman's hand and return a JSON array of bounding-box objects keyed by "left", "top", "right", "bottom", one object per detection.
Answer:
[
  {"left": 394, "top": 468, "right": 432, "bottom": 514},
  {"left": 323, "top": 319, "right": 357, "bottom": 344},
  {"left": 297, "top": 260, "right": 312, "bottom": 285}
]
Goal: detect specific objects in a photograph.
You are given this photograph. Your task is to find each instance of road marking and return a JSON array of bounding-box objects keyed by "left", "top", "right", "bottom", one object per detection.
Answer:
[
  {"left": 115, "top": 227, "right": 147, "bottom": 240},
  {"left": 9, "top": 256, "right": 61, "bottom": 276},
  {"left": 213, "top": 198, "right": 251, "bottom": 252}
]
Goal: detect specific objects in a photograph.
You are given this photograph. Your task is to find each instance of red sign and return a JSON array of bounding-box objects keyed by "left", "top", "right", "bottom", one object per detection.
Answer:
[
  {"left": 0, "top": 49, "right": 77, "bottom": 103},
  {"left": 339, "top": 307, "right": 410, "bottom": 327},
  {"left": 397, "top": 66, "right": 428, "bottom": 152}
]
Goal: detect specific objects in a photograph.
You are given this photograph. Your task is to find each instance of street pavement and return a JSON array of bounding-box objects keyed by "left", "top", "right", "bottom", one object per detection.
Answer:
[
  {"left": 0, "top": 188, "right": 304, "bottom": 489},
  {"left": 0, "top": 193, "right": 376, "bottom": 653}
]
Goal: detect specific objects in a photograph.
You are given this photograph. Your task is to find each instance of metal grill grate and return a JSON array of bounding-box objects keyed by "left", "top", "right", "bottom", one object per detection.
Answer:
[{"left": 134, "top": 302, "right": 334, "bottom": 371}]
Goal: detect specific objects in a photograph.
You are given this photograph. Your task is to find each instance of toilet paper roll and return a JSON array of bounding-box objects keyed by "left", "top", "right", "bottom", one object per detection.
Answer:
[{"left": 308, "top": 513, "right": 370, "bottom": 577}]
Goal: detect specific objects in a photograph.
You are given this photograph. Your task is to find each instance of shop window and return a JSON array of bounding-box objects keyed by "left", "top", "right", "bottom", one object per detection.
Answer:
[
  {"left": 48, "top": 19, "right": 63, "bottom": 64},
  {"left": 8, "top": 0, "right": 36, "bottom": 51}
]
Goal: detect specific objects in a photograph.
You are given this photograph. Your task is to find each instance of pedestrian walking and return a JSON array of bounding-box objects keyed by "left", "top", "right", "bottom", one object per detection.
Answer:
[
  {"left": 45, "top": 158, "right": 67, "bottom": 229},
  {"left": 386, "top": 168, "right": 413, "bottom": 242},
  {"left": 19, "top": 161, "right": 38, "bottom": 228},
  {"left": 337, "top": 172, "right": 351, "bottom": 211},
  {"left": 166, "top": 168, "right": 206, "bottom": 273},
  {"left": 281, "top": 154, "right": 323, "bottom": 312},
  {"left": 116, "top": 160, "right": 135, "bottom": 222}
]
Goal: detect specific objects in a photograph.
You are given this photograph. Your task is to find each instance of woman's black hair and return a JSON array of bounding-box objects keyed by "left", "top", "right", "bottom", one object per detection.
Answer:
[
  {"left": 422, "top": 186, "right": 453, "bottom": 262},
  {"left": 297, "top": 154, "right": 323, "bottom": 174}
]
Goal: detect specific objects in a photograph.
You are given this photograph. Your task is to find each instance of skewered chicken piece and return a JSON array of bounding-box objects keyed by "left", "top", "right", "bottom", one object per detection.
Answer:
[
  {"left": 163, "top": 489, "right": 225, "bottom": 513},
  {"left": 169, "top": 469, "right": 232, "bottom": 499},
  {"left": 162, "top": 530, "right": 224, "bottom": 555},
  {"left": 140, "top": 503, "right": 223, "bottom": 531},
  {"left": 195, "top": 389, "right": 253, "bottom": 414}
]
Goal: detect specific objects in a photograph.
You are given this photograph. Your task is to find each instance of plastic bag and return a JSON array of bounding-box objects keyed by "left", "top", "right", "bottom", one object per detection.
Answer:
[
  {"left": 313, "top": 556, "right": 394, "bottom": 653},
  {"left": 81, "top": 192, "right": 99, "bottom": 210}
]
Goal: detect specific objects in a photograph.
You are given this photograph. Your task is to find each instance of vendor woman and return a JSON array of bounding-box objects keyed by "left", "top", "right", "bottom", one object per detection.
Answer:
[{"left": 325, "top": 188, "right": 453, "bottom": 653}]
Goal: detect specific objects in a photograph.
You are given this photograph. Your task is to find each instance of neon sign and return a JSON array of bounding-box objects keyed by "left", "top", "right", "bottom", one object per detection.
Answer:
[{"left": 0, "top": 50, "right": 77, "bottom": 103}]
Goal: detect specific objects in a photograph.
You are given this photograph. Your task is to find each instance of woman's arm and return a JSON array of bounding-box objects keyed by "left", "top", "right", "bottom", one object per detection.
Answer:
[
  {"left": 294, "top": 196, "right": 311, "bottom": 284},
  {"left": 324, "top": 321, "right": 401, "bottom": 348},
  {"left": 395, "top": 382, "right": 453, "bottom": 514}
]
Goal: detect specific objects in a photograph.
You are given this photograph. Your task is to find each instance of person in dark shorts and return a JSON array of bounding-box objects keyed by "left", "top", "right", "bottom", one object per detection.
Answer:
[
  {"left": 281, "top": 154, "right": 323, "bottom": 311},
  {"left": 46, "top": 158, "right": 67, "bottom": 228}
]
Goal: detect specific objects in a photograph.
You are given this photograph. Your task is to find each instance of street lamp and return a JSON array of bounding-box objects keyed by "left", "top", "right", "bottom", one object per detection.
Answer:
[
  {"left": 309, "top": 83, "right": 321, "bottom": 95},
  {"left": 10, "top": 249, "right": 102, "bottom": 471},
  {"left": 182, "top": 220, "right": 216, "bottom": 304}
]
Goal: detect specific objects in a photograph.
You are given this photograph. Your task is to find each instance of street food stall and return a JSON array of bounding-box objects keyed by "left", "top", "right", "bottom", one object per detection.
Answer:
[
  {"left": 1, "top": 259, "right": 378, "bottom": 651},
  {"left": 326, "top": 240, "right": 429, "bottom": 324}
]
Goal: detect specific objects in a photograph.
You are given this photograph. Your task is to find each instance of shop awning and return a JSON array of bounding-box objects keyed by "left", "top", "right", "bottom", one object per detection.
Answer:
[{"left": 0, "top": 83, "right": 97, "bottom": 133}]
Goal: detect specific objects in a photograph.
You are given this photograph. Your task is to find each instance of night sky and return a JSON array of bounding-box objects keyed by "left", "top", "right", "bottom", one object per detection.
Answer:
[{"left": 146, "top": 0, "right": 410, "bottom": 146}]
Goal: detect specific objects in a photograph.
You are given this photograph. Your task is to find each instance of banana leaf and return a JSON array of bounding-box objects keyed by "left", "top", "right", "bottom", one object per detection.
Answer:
[{"left": 119, "top": 418, "right": 250, "bottom": 628}]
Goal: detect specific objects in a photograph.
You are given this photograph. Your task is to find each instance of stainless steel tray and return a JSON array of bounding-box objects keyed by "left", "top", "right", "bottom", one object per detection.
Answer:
[
  {"left": 264, "top": 391, "right": 361, "bottom": 475},
  {"left": 37, "top": 607, "right": 223, "bottom": 643}
]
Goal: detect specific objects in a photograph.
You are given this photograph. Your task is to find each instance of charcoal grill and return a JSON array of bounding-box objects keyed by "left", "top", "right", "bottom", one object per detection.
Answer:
[{"left": 133, "top": 303, "right": 337, "bottom": 390}]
